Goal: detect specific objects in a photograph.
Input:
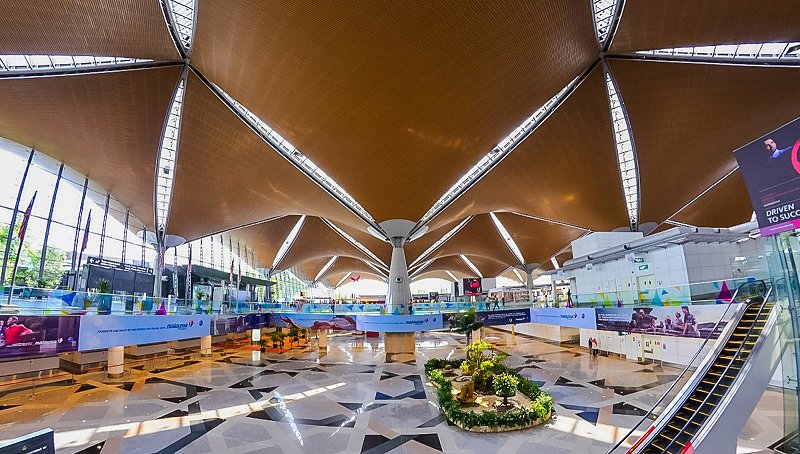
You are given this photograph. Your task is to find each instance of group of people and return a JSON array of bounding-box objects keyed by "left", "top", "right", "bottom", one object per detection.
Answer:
[
  {"left": 631, "top": 306, "right": 700, "bottom": 337},
  {"left": 486, "top": 295, "right": 506, "bottom": 310},
  {"left": 587, "top": 337, "right": 600, "bottom": 360}
]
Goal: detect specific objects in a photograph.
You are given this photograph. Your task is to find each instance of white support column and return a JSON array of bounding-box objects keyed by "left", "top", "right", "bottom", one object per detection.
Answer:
[
  {"left": 107, "top": 346, "right": 124, "bottom": 378},
  {"left": 386, "top": 238, "right": 411, "bottom": 314},
  {"left": 318, "top": 330, "right": 328, "bottom": 350},
  {"left": 200, "top": 335, "right": 212, "bottom": 357}
]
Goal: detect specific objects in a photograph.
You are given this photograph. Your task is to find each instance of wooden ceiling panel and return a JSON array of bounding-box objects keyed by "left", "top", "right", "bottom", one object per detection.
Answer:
[
  {"left": 609, "top": 59, "right": 800, "bottom": 225},
  {"left": 168, "top": 73, "right": 367, "bottom": 240},
  {"left": 331, "top": 221, "right": 391, "bottom": 266},
  {"left": 227, "top": 216, "right": 301, "bottom": 268},
  {"left": 0, "top": 66, "right": 181, "bottom": 228},
  {"left": 193, "top": 0, "right": 598, "bottom": 221},
  {"left": 0, "top": 0, "right": 179, "bottom": 60},
  {"left": 671, "top": 171, "right": 754, "bottom": 228},
  {"left": 430, "top": 67, "right": 627, "bottom": 232},
  {"left": 413, "top": 270, "right": 464, "bottom": 282},
  {"left": 277, "top": 217, "right": 373, "bottom": 272},
  {"left": 294, "top": 256, "right": 332, "bottom": 283},
  {"left": 611, "top": 1, "right": 800, "bottom": 54},
  {"left": 430, "top": 214, "right": 519, "bottom": 266},
  {"left": 467, "top": 255, "right": 511, "bottom": 278},
  {"left": 319, "top": 257, "right": 386, "bottom": 287},
  {"left": 405, "top": 219, "right": 466, "bottom": 265},
  {"left": 415, "top": 255, "right": 475, "bottom": 279},
  {"left": 495, "top": 212, "right": 586, "bottom": 267}
]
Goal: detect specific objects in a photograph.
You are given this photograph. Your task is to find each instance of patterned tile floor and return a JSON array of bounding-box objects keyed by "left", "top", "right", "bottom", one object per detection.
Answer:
[{"left": 0, "top": 329, "right": 787, "bottom": 453}]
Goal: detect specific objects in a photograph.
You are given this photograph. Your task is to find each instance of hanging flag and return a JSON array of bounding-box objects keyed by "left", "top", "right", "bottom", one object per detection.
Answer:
[
  {"left": 17, "top": 192, "right": 37, "bottom": 240},
  {"left": 80, "top": 210, "right": 92, "bottom": 252},
  {"left": 237, "top": 259, "right": 242, "bottom": 290},
  {"left": 229, "top": 259, "right": 234, "bottom": 284},
  {"left": 186, "top": 243, "right": 193, "bottom": 300}
]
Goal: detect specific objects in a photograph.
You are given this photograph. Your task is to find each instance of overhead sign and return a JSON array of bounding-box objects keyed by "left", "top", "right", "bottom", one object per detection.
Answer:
[
  {"left": 633, "top": 258, "right": 645, "bottom": 263},
  {"left": 88, "top": 256, "right": 153, "bottom": 274},
  {"left": 356, "top": 314, "right": 443, "bottom": 332},
  {"left": 530, "top": 308, "right": 597, "bottom": 329},
  {"left": 735, "top": 117, "right": 800, "bottom": 236},
  {"left": 78, "top": 315, "right": 210, "bottom": 351},
  {"left": 638, "top": 264, "right": 649, "bottom": 270}
]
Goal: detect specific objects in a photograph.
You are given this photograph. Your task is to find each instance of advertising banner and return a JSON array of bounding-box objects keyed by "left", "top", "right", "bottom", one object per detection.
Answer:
[
  {"left": 0, "top": 315, "right": 80, "bottom": 361},
  {"left": 269, "top": 313, "right": 357, "bottom": 331},
  {"left": 462, "top": 278, "right": 482, "bottom": 296},
  {"left": 355, "top": 314, "right": 443, "bottom": 332},
  {"left": 735, "top": 117, "right": 800, "bottom": 236},
  {"left": 476, "top": 308, "right": 531, "bottom": 326},
  {"left": 78, "top": 315, "right": 211, "bottom": 351},
  {"left": 595, "top": 305, "right": 739, "bottom": 339},
  {"left": 530, "top": 308, "right": 597, "bottom": 329}
]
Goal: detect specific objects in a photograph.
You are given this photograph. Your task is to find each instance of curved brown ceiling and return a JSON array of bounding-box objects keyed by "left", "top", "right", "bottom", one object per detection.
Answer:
[
  {"left": 415, "top": 255, "right": 475, "bottom": 279},
  {"left": 0, "top": 65, "right": 181, "bottom": 228},
  {"left": 609, "top": 59, "right": 800, "bottom": 225},
  {"left": 611, "top": 1, "right": 800, "bottom": 54},
  {"left": 0, "top": 0, "right": 179, "bottom": 60},
  {"left": 494, "top": 212, "right": 586, "bottom": 267},
  {"left": 293, "top": 256, "right": 332, "bottom": 283},
  {"left": 331, "top": 221, "right": 391, "bottom": 266},
  {"left": 405, "top": 218, "right": 466, "bottom": 265},
  {"left": 429, "top": 214, "right": 518, "bottom": 266},
  {"left": 466, "top": 255, "right": 511, "bottom": 278},
  {"left": 430, "top": 66, "right": 627, "bottom": 232},
  {"left": 227, "top": 216, "right": 300, "bottom": 268},
  {"left": 192, "top": 0, "right": 598, "bottom": 222},
  {"left": 277, "top": 217, "right": 373, "bottom": 272},
  {"left": 168, "top": 72, "right": 367, "bottom": 240},
  {"left": 671, "top": 171, "right": 753, "bottom": 228},
  {"left": 318, "top": 257, "right": 386, "bottom": 287},
  {"left": 413, "top": 270, "right": 465, "bottom": 282}
]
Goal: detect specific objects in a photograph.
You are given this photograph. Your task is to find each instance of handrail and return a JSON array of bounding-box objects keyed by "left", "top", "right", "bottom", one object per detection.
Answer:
[
  {"left": 606, "top": 280, "right": 768, "bottom": 453},
  {"left": 661, "top": 284, "right": 774, "bottom": 452}
]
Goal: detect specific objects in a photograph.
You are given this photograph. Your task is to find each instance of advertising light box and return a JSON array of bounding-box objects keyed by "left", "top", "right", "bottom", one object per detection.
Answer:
[
  {"left": 78, "top": 315, "right": 211, "bottom": 351},
  {"left": 356, "top": 314, "right": 443, "bottom": 332},
  {"left": 0, "top": 315, "right": 80, "bottom": 361},
  {"left": 530, "top": 308, "right": 597, "bottom": 329}
]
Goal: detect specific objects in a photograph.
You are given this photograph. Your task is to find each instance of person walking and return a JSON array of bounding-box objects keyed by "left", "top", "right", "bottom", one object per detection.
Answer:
[
  {"left": 587, "top": 337, "right": 594, "bottom": 358},
  {"left": 592, "top": 338, "right": 600, "bottom": 360}
]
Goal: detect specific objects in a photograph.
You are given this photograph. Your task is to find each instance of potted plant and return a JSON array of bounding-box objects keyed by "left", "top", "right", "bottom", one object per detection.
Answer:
[
  {"left": 258, "top": 338, "right": 268, "bottom": 353},
  {"left": 493, "top": 372, "right": 518, "bottom": 410},
  {"left": 95, "top": 279, "right": 112, "bottom": 315},
  {"left": 300, "top": 328, "right": 308, "bottom": 342},
  {"left": 195, "top": 290, "right": 206, "bottom": 314},
  {"left": 270, "top": 332, "right": 281, "bottom": 349}
]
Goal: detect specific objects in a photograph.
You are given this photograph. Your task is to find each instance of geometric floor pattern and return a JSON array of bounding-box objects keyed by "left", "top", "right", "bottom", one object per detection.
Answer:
[{"left": 0, "top": 329, "right": 786, "bottom": 453}]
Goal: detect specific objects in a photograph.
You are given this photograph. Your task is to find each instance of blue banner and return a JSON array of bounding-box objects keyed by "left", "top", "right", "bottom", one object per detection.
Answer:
[
  {"left": 356, "top": 314, "right": 443, "bottom": 332},
  {"left": 78, "top": 315, "right": 211, "bottom": 351},
  {"left": 476, "top": 308, "right": 531, "bottom": 326},
  {"left": 530, "top": 308, "right": 597, "bottom": 329}
]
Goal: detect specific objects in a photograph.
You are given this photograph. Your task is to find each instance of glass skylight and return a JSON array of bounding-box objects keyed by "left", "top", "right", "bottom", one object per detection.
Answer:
[
  {"left": 409, "top": 259, "right": 434, "bottom": 278},
  {"left": 314, "top": 256, "right": 338, "bottom": 282},
  {"left": 445, "top": 270, "right": 459, "bottom": 281},
  {"left": 155, "top": 76, "right": 186, "bottom": 232},
  {"left": 489, "top": 212, "right": 525, "bottom": 264},
  {"left": 273, "top": 215, "right": 306, "bottom": 268},
  {"left": 550, "top": 257, "right": 560, "bottom": 270},
  {"left": 362, "top": 259, "right": 389, "bottom": 280},
  {"left": 636, "top": 42, "right": 800, "bottom": 62},
  {"left": 603, "top": 70, "right": 639, "bottom": 230},
  {"left": 408, "top": 216, "right": 473, "bottom": 269},
  {"left": 417, "top": 79, "right": 577, "bottom": 229},
  {"left": 0, "top": 55, "right": 151, "bottom": 73},
  {"left": 510, "top": 212, "right": 591, "bottom": 231},
  {"left": 460, "top": 255, "right": 483, "bottom": 278},
  {"left": 512, "top": 268, "right": 525, "bottom": 283},
  {"left": 166, "top": 0, "right": 196, "bottom": 52},
  {"left": 323, "top": 219, "right": 388, "bottom": 269},
  {"left": 592, "top": 0, "right": 621, "bottom": 45},
  {"left": 217, "top": 88, "right": 377, "bottom": 226}
]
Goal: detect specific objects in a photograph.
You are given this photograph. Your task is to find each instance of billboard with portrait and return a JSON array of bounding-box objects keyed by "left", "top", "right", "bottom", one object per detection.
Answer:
[
  {"left": 0, "top": 315, "right": 80, "bottom": 361},
  {"left": 735, "top": 117, "right": 800, "bottom": 236},
  {"left": 595, "top": 305, "right": 739, "bottom": 339},
  {"left": 268, "top": 313, "right": 357, "bottom": 331}
]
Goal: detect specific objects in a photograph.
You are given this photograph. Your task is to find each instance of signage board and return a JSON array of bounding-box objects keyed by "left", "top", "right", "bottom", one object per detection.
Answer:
[
  {"left": 78, "top": 315, "right": 211, "bottom": 351},
  {"left": 0, "top": 429, "right": 55, "bottom": 454},
  {"left": 462, "top": 278, "right": 482, "bottom": 296},
  {"left": 595, "top": 305, "right": 739, "bottom": 339},
  {"left": 88, "top": 256, "right": 153, "bottom": 274},
  {"left": 530, "top": 308, "right": 597, "bottom": 329},
  {"left": 269, "top": 313, "right": 357, "bottom": 331},
  {"left": 735, "top": 117, "right": 800, "bottom": 236},
  {"left": 355, "top": 314, "right": 443, "bottom": 332},
  {"left": 633, "top": 258, "right": 645, "bottom": 263},
  {"left": 0, "top": 315, "right": 80, "bottom": 361},
  {"left": 475, "top": 308, "right": 531, "bottom": 326},
  {"left": 638, "top": 264, "right": 649, "bottom": 270}
]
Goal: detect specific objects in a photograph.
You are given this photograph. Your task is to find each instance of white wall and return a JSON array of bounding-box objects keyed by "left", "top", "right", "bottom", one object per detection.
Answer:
[
  {"left": 510, "top": 323, "right": 578, "bottom": 343},
  {"left": 571, "top": 232, "right": 644, "bottom": 258},
  {"left": 580, "top": 328, "right": 711, "bottom": 367}
]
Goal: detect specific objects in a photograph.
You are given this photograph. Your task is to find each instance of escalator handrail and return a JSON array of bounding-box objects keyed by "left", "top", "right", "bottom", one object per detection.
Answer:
[
  {"left": 661, "top": 285, "right": 774, "bottom": 453},
  {"left": 606, "top": 280, "right": 769, "bottom": 453}
]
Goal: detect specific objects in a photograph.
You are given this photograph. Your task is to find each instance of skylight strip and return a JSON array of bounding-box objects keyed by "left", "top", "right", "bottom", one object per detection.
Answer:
[
  {"left": 323, "top": 219, "right": 389, "bottom": 269},
  {"left": 273, "top": 215, "right": 306, "bottom": 268},
  {"left": 665, "top": 167, "right": 739, "bottom": 224},
  {"left": 408, "top": 216, "right": 473, "bottom": 269},
  {"left": 409, "top": 259, "right": 434, "bottom": 278},
  {"left": 417, "top": 78, "right": 579, "bottom": 230},
  {"left": 154, "top": 73, "right": 187, "bottom": 231},
  {"left": 362, "top": 259, "right": 389, "bottom": 280},
  {"left": 635, "top": 42, "right": 800, "bottom": 62},
  {"left": 489, "top": 212, "right": 525, "bottom": 265},
  {"left": 0, "top": 54, "right": 152, "bottom": 73},
  {"left": 550, "top": 257, "right": 560, "bottom": 270},
  {"left": 512, "top": 268, "right": 525, "bottom": 284},
  {"left": 460, "top": 255, "right": 483, "bottom": 279},
  {"left": 165, "top": 0, "right": 197, "bottom": 52},
  {"left": 215, "top": 87, "right": 377, "bottom": 227},
  {"left": 510, "top": 212, "right": 592, "bottom": 231},
  {"left": 314, "top": 256, "right": 338, "bottom": 282},
  {"left": 335, "top": 272, "right": 352, "bottom": 288},
  {"left": 445, "top": 271, "right": 459, "bottom": 282},
  {"left": 592, "top": 0, "right": 621, "bottom": 45},
  {"left": 603, "top": 67, "right": 640, "bottom": 230}
]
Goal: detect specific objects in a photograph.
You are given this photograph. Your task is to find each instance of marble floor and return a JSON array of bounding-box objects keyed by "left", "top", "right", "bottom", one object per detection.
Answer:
[{"left": 0, "top": 329, "right": 787, "bottom": 453}]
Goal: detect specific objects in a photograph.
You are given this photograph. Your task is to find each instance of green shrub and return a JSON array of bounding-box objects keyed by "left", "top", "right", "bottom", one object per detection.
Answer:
[{"left": 494, "top": 372, "right": 518, "bottom": 397}]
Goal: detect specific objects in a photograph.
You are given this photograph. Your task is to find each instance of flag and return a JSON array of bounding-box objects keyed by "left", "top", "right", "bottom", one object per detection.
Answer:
[
  {"left": 17, "top": 192, "right": 37, "bottom": 240},
  {"left": 229, "top": 260, "right": 234, "bottom": 284},
  {"left": 80, "top": 210, "right": 92, "bottom": 252},
  {"left": 237, "top": 259, "right": 242, "bottom": 290}
]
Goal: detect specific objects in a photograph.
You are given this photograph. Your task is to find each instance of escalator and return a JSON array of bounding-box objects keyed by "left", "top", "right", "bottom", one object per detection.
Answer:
[{"left": 622, "top": 282, "right": 782, "bottom": 454}]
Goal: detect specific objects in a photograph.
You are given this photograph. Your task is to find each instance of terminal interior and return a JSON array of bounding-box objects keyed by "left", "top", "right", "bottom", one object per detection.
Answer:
[{"left": 0, "top": 2, "right": 799, "bottom": 453}]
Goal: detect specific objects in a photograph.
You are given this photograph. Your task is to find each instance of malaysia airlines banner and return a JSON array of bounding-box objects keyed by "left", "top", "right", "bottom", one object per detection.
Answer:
[
  {"left": 355, "top": 314, "right": 442, "bottom": 332},
  {"left": 530, "top": 308, "right": 597, "bottom": 329},
  {"left": 735, "top": 117, "right": 800, "bottom": 236},
  {"left": 78, "top": 315, "right": 211, "bottom": 351}
]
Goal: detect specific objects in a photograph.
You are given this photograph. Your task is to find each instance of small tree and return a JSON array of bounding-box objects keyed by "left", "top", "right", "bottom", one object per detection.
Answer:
[{"left": 450, "top": 307, "right": 484, "bottom": 351}]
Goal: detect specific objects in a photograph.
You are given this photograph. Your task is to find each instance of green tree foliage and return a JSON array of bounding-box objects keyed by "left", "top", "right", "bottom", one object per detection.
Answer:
[{"left": 0, "top": 224, "right": 66, "bottom": 288}]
